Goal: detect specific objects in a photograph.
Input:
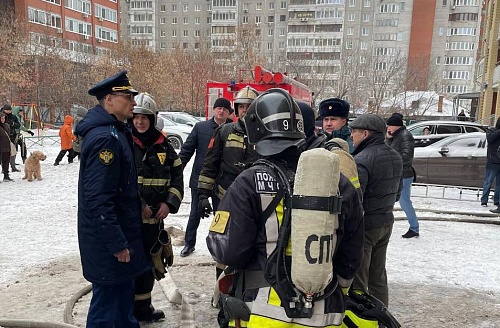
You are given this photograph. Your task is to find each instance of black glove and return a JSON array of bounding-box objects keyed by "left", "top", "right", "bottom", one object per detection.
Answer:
[
  {"left": 198, "top": 196, "right": 212, "bottom": 219},
  {"left": 28, "top": 130, "right": 34, "bottom": 136}
]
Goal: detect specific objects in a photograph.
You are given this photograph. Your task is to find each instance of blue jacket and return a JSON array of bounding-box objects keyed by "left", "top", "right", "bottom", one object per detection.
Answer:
[
  {"left": 76, "top": 105, "right": 150, "bottom": 285},
  {"left": 179, "top": 117, "right": 231, "bottom": 189}
]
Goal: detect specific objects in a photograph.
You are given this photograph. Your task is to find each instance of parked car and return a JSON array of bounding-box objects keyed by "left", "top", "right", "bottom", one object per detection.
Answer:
[
  {"left": 158, "top": 112, "right": 200, "bottom": 127},
  {"left": 412, "top": 132, "right": 487, "bottom": 188},
  {"left": 159, "top": 117, "right": 192, "bottom": 149},
  {"left": 407, "top": 120, "right": 488, "bottom": 147}
]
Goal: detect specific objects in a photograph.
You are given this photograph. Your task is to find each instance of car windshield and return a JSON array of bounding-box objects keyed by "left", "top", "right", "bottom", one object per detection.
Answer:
[{"left": 161, "top": 117, "right": 177, "bottom": 126}]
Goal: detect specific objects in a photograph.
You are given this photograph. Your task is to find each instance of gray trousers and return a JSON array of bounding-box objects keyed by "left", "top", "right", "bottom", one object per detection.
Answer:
[{"left": 352, "top": 224, "right": 393, "bottom": 306}]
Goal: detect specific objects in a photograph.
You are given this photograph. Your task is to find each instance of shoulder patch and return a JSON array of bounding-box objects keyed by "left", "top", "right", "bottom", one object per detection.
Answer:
[
  {"left": 209, "top": 211, "right": 230, "bottom": 234},
  {"left": 157, "top": 152, "right": 166, "bottom": 165},
  {"left": 99, "top": 149, "right": 114, "bottom": 165},
  {"left": 254, "top": 170, "right": 279, "bottom": 194}
]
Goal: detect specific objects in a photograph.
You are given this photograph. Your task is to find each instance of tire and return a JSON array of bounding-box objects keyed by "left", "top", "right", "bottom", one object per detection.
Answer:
[{"left": 167, "top": 135, "right": 183, "bottom": 149}]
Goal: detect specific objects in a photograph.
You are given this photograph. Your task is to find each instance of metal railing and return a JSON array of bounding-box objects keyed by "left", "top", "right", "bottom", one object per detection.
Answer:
[{"left": 412, "top": 183, "right": 482, "bottom": 201}]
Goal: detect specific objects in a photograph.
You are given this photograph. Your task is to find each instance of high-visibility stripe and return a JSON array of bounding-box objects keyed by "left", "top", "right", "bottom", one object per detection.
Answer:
[
  {"left": 349, "top": 176, "right": 360, "bottom": 189},
  {"left": 226, "top": 140, "right": 245, "bottom": 148},
  {"left": 227, "top": 133, "right": 244, "bottom": 143},
  {"left": 262, "top": 112, "right": 303, "bottom": 124},
  {"left": 169, "top": 187, "right": 183, "bottom": 202},
  {"left": 247, "top": 314, "right": 341, "bottom": 328},
  {"left": 216, "top": 184, "right": 227, "bottom": 199},
  {"left": 173, "top": 158, "right": 182, "bottom": 167},
  {"left": 142, "top": 217, "right": 160, "bottom": 224},
  {"left": 137, "top": 177, "right": 170, "bottom": 186},
  {"left": 199, "top": 175, "right": 215, "bottom": 184},
  {"left": 134, "top": 292, "right": 151, "bottom": 301}
]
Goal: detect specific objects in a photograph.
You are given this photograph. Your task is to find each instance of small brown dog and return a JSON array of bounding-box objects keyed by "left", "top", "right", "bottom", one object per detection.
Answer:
[{"left": 23, "top": 150, "right": 47, "bottom": 181}]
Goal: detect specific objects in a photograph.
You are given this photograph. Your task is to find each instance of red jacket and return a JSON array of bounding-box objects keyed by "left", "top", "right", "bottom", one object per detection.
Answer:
[{"left": 59, "top": 115, "right": 76, "bottom": 150}]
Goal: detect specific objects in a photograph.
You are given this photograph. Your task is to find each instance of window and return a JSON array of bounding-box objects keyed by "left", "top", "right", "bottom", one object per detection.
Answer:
[
  {"left": 183, "top": 42, "right": 188, "bottom": 49},
  {"left": 347, "top": 27, "right": 354, "bottom": 35},
  {"left": 360, "top": 41, "right": 368, "bottom": 49},
  {"left": 362, "top": 28, "right": 369, "bottom": 36},
  {"left": 349, "top": 0, "right": 356, "bottom": 6},
  {"left": 267, "top": 42, "right": 273, "bottom": 50},
  {"left": 160, "top": 30, "right": 166, "bottom": 37},
  {"left": 183, "top": 17, "right": 189, "bottom": 24},
  {"left": 256, "top": 16, "right": 261, "bottom": 23},
  {"left": 436, "top": 56, "right": 441, "bottom": 64},
  {"left": 348, "top": 13, "right": 355, "bottom": 21},
  {"left": 279, "top": 28, "right": 285, "bottom": 36},
  {"left": 195, "top": 4, "right": 200, "bottom": 11},
  {"left": 172, "top": 30, "right": 177, "bottom": 37},
  {"left": 160, "top": 5, "right": 166, "bottom": 11},
  {"left": 172, "top": 4, "right": 177, "bottom": 12},
  {"left": 281, "top": 1, "right": 287, "bottom": 9},
  {"left": 269, "top": 1, "right": 275, "bottom": 9},
  {"left": 279, "top": 41, "right": 285, "bottom": 49},
  {"left": 43, "top": 0, "right": 61, "bottom": 4},
  {"left": 65, "top": 0, "right": 91, "bottom": 14},
  {"left": 183, "top": 3, "right": 189, "bottom": 12},
  {"left": 195, "top": 17, "right": 200, "bottom": 24},
  {"left": 160, "top": 42, "right": 166, "bottom": 49},
  {"left": 268, "top": 16, "right": 274, "bottom": 23},
  {"left": 172, "top": 17, "right": 177, "bottom": 24},
  {"left": 268, "top": 28, "right": 273, "bottom": 36},
  {"left": 28, "top": 7, "right": 62, "bottom": 29},
  {"left": 256, "top": 2, "right": 262, "bottom": 10},
  {"left": 363, "top": 0, "right": 371, "bottom": 6},
  {"left": 400, "top": 2, "right": 405, "bottom": 11},
  {"left": 362, "top": 13, "right": 370, "bottom": 22},
  {"left": 280, "top": 15, "right": 286, "bottom": 22},
  {"left": 436, "top": 125, "right": 462, "bottom": 134},
  {"left": 195, "top": 30, "right": 201, "bottom": 37},
  {"left": 243, "top": 16, "right": 249, "bottom": 24}
]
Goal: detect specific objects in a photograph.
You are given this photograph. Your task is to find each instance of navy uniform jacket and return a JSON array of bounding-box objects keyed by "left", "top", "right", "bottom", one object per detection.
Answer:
[
  {"left": 76, "top": 105, "right": 150, "bottom": 285},
  {"left": 179, "top": 117, "right": 231, "bottom": 189}
]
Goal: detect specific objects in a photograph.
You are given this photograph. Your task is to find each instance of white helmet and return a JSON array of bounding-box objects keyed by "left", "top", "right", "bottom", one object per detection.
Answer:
[{"left": 133, "top": 92, "right": 161, "bottom": 131}]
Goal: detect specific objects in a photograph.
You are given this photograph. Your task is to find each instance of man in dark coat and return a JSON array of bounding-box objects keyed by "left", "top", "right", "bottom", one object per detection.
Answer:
[
  {"left": 350, "top": 114, "right": 403, "bottom": 307},
  {"left": 76, "top": 70, "right": 150, "bottom": 328},
  {"left": 2, "top": 104, "right": 21, "bottom": 172},
  {"left": 178, "top": 98, "right": 232, "bottom": 257},
  {"left": 483, "top": 117, "right": 500, "bottom": 212},
  {"left": 386, "top": 113, "right": 420, "bottom": 238}
]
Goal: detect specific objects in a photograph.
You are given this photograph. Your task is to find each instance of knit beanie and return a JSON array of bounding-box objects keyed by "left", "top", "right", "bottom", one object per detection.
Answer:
[
  {"left": 213, "top": 98, "right": 233, "bottom": 114},
  {"left": 386, "top": 113, "right": 404, "bottom": 126}
]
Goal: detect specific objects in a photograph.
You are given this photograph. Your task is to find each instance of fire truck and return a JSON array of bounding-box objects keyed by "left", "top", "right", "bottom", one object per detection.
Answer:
[{"left": 205, "top": 65, "right": 313, "bottom": 119}]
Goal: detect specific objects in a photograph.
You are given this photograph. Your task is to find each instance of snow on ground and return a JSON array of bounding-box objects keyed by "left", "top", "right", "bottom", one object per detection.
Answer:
[{"left": 1, "top": 131, "right": 500, "bottom": 300}]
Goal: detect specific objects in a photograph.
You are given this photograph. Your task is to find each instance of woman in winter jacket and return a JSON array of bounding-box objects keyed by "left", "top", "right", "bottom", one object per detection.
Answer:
[
  {"left": 0, "top": 112, "right": 13, "bottom": 180},
  {"left": 54, "top": 115, "right": 77, "bottom": 166}
]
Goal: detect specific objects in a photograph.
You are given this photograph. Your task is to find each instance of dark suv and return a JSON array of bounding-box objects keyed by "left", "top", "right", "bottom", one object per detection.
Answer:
[{"left": 407, "top": 121, "right": 488, "bottom": 147}]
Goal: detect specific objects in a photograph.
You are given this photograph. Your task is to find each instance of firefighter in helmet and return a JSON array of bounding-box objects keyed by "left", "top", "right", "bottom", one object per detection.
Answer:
[
  {"left": 197, "top": 86, "right": 259, "bottom": 261},
  {"left": 129, "top": 92, "right": 184, "bottom": 322},
  {"left": 207, "top": 88, "right": 364, "bottom": 328}
]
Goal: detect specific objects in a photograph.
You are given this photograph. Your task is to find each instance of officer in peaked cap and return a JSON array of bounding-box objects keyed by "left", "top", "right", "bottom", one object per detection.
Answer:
[
  {"left": 88, "top": 70, "right": 138, "bottom": 100},
  {"left": 318, "top": 98, "right": 354, "bottom": 153},
  {"left": 77, "top": 70, "right": 149, "bottom": 327}
]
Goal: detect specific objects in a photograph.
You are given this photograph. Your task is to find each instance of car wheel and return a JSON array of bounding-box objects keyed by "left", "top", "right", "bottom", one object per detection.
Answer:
[{"left": 167, "top": 135, "right": 183, "bottom": 149}]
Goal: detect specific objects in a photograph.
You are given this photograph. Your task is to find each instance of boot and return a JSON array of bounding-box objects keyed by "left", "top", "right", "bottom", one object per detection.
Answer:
[
  {"left": 53, "top": 161, "right": 60, "bottom": 166},
  {"left": 3, "top": 173, "right": 13, "bottom": 182},
  {"left": 134, "top": 305, "right": 165, "bottom": 322},
  {"left": 54, "top": 150, "right": 65, "bottom": 166}
]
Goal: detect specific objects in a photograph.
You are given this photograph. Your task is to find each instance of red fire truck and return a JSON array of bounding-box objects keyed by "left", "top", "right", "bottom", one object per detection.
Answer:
[{"left": 205, "top": 65, "right": 313, "bottom": 119}]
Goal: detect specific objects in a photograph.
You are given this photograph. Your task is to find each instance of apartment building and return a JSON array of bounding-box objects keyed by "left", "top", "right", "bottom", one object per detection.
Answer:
[
  {"left": 9, "top": 0, "right": 120, "bottom": 60},
  {"left": 119, "top": 0, "right": 480, "bottom": 101}
]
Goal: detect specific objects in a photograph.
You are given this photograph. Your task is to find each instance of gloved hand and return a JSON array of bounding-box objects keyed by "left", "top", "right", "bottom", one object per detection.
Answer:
[
  {"left": 28, "top": 130, "right": 34, "bottom": 136},
  {"left": 198, "top": 196, "right": 212, "bottom": 219}
]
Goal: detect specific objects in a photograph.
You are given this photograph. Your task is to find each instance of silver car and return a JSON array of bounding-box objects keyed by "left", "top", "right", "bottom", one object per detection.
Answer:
[{"left": 413, "top": 132, "right": 487, "bottom": 188}]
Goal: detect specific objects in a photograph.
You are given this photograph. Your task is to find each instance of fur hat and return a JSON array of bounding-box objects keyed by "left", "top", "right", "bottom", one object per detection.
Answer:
[
  {"left": 2, "top": 104, "right": 12, "bottom": 111},
  {"left": 318, "top": 98, "right": 350, "bottom": 119},
  {"left": 213, "top": 98, "right": 233, "bottom": 113},
  {"left": 386, "top": 113, "right": 404, "bottom": 126}
]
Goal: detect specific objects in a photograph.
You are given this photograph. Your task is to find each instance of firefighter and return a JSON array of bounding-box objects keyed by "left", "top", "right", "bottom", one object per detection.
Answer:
[
  {"left": 129, "top": 93, "right": 184, "bottom": 322},
  {"left": 207, "top": 88, "right": 364, "bottom": 328}
]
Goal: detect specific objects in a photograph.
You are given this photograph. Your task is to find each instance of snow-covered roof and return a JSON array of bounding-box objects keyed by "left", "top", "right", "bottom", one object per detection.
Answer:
[{"left": 378, "top": 91, "right": 468, "bottom": 117}]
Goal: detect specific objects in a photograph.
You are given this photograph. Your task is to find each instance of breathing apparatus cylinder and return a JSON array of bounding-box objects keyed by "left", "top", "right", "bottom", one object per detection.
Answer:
[{"left": 291, "top": 148, "right": 340, "bottom": 300}]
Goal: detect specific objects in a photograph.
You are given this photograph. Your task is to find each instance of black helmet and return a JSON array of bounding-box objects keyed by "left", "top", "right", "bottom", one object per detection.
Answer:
[{"left": 244, "top": 88, "right": 305, "bottom": 156}]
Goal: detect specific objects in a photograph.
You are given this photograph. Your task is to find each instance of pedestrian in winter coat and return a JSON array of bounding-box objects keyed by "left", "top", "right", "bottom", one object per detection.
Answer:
[
  {"left": 484, "top": 117, "right": 500, "bottom": 212},
  {"left": 386, "top": 113, "right": 420, "bottom": 238},
  {"left": 76, "top": 70, "right": 150, "bottom": 328},
  {"left": 54, "top": 115, "right": 77, "bottom": 166},
  {"left": 12, "top": 107, "right": 34, "bottom": 164},
  {"left": 350, "top": 114, "right": 403, "bottom": 307},
  {"left": 2, "top": 104, "right": 21, "bottom": 172},
  {"left": 0, "top": 112, "right": 13, "bottom": 181},
  {"left": 178, "top": 97, "right": 232, "bottom": 258}
]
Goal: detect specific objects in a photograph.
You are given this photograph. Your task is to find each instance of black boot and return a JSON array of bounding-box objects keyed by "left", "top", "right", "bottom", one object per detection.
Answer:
[
  {"left": 3, "top": 173, "right": 13, "bottom": 182},
  {"left": 54, "top": 150, "right": 65, "bottom": 166},
  {"left": 134, "top": 305, "right": 165, "bottom": 322}
]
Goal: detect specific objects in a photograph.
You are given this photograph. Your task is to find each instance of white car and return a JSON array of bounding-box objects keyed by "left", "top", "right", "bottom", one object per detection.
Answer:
[
  {"left": 158, "top": 112, "right": 200, "bottom": 127},
  {"left": 159, "top": 117, "right": 192, "bottom": 149}
]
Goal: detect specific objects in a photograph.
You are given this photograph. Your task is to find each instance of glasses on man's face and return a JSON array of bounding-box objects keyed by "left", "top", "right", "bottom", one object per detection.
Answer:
[{"left": 110, "top": 93, "right": 135, "bottom": 101}]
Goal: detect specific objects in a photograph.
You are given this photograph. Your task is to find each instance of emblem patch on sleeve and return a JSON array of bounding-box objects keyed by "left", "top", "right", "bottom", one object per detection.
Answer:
[
  {"left": 209, "top": 211, "right": 230, "bottom": 234},
  {"left": 99, "top": 149, "right": 114, "bottom": 165},
  {"left": 254, "top": 170, "right": 278, "bottom": 194}
]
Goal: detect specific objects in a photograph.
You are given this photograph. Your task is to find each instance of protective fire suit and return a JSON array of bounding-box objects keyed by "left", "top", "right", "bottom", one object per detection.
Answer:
[{"left": 207, "top": 158, "right": 364, "bottom": 327}]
